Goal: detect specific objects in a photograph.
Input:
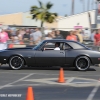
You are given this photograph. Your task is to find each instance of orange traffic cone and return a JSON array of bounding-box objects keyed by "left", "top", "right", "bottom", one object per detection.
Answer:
[
  {"left": 26, "top": 87, "right": 34, "bottom": 100},
  {"left": 58, "top": 68, "right": 65, "bottom": 83}
]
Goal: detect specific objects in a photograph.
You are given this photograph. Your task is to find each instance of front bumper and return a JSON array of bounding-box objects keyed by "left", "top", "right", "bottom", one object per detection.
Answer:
[{"left": 0, "top": 57, "right": 8, "bottom": 64}]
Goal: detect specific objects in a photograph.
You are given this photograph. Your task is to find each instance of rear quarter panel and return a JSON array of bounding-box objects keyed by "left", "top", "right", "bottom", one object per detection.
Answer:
[{"left": 65, "top": 49, "right": 100, "bottom": 65}]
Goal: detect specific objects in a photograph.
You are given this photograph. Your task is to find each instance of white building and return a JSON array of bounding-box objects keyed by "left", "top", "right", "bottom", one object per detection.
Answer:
[{"left": 57, "top": 10, "right": 96, "bottom": 31}]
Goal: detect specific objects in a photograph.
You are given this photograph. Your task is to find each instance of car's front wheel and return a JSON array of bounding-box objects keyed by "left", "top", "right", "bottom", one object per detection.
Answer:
[
  {"left": 9, "top": 56, "right": 24, "bottom": 70},
  {"left": 75, "top": 56, "right": 90, "bottom": 71}
]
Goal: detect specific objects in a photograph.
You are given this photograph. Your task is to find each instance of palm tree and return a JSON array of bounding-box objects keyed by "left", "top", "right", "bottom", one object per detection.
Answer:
[{"left": 30, "top": 0, "right": 58, "bottom": 27}]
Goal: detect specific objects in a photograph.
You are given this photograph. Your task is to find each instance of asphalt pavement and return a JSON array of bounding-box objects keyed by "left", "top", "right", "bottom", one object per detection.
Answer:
[{"left": 0, "top": 65, "right": 100, "bottom": 100}]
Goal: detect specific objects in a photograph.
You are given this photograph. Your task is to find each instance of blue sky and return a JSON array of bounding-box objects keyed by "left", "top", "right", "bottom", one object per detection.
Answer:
[{"left": 0, "top": 0, "right": 97, "bottom": 16}]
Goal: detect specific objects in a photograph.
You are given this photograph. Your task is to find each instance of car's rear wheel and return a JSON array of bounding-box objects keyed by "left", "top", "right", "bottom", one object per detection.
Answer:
[
  {"left": 9, "top": 56, "right": 24, "bottom": 70},
  {"left": 75, "top": 56, "right": 90, "bottom": 71}
]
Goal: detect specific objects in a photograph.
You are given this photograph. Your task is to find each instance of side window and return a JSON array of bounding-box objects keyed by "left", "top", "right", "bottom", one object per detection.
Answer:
[
  {"left": 43, "top": 42, "right": 63, "bottom": 50},
  {"left": 67, "top": 42, "right": 85, "bottom": 49},
  {"left": 63, "top": 43, "right": 72, "bottom": 50},
  {"left": 43, "top": 42, "right": 55, "bottom": 50}
]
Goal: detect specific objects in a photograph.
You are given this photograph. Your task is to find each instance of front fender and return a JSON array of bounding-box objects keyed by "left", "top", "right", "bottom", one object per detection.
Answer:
[{"left": 7, "top": 54, "right": 27, "bottom": 65}]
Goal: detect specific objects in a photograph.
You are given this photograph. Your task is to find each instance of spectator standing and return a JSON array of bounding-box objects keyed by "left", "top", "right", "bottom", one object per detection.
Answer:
[
  {"left": 76, "top": 29, "right": 83, "bottom": 43},
  {"left": 72, "top": 30, "right": 79, "bottom": 42},
  {"left": 82, "top": 28, "right": 91, "bottom": 40},
  {"left": 66, "top": 30, "right": 77, "bottom": 41},
  {"left": 50, "top": 31, "right": 56, "bottom": 39},
  {"left": 0, "top": 28, "right": 9, "bottom": 50},
  {"left": 18, "top": 29, "right": 25, "bottom": 41},
  {"left": 44, "top": 32, "right": 52, "bottom": 40},
  {"left": 54, "top": 30, "right": 63, "bottom": 39},
  {"left": 30, "top": 28, "right": 42, "bottom": 45},
  {"left": 11, "top": 30, "right": 20, "bottom": 44},
  {"left": 5, "top": 28, "right": 12, "bottom": 39},
  {"left": 94, "top": 29, "right": 100, "bottom": 46},
  {"left": 44, "top": 27, "right": 52, "bottom": 36},
  {"left": 90, "top": 30, "right": 96, "bottom": 42},
  {"left": 23, "top": 29, "right": 30, "bottom": 44}
]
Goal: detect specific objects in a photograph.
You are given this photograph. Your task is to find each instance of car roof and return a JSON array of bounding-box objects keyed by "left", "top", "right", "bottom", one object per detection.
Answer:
[{"left": 43, "top": 39, "right": 76, "bottom": 43}]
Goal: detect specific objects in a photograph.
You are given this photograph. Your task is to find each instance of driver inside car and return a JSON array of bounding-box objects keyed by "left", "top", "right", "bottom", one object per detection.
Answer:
[{"left": 54, "top": 42, "right": 60, "bottom": 50}]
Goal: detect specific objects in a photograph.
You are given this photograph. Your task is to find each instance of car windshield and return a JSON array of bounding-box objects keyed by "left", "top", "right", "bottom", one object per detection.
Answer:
[{"left": 33, "top": 41, "right": 44, "bottom": 50}]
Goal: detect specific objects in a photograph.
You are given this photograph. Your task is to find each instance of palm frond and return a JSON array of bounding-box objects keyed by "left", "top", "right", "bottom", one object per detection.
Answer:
[
  {"left": 30, "top": 0, "right": 58, "bottom": 26},
  {"left": 38, "top": 0, "right": 42, "bottom": 7},
  {"left": 46, "top": 2, "right": 53, "bottom": 9},
  {"left": 30, "top": 6, "right": 39, "bottom": 14},
  {"left": 32, "top": 15, "right": 36, "bottom": 19},
  {"left": 52, "top": 13, "right": 58, "bottom": 16}
]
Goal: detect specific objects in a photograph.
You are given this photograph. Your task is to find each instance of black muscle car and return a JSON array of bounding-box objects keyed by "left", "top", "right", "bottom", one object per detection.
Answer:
[{"left": 0, "top": 39, "right": 100, "bottom": 71}]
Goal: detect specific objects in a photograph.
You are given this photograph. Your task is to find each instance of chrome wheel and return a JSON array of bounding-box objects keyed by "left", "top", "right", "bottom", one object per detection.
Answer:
[
  {"left": 75, "top": 56, "right": 90, "bottom": 71},
  {"left": 9, "top": 56, "right": 24, "bottom": 70}
]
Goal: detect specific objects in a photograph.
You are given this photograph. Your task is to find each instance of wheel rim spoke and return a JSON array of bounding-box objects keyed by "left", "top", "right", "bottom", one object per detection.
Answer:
[
  {"left": 77, "top": 58, "right": 88, "bottom": 70},
  {"left": 10, "top": 56, "right": 23, "bottom": 69}
]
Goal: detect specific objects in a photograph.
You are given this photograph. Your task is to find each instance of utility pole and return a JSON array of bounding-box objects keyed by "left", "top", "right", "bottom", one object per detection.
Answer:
[
  {"left": 87, "top": 0, "right": 90, "bottom": 11},
  {"left": 96, "top": 0, "right": 100, "bottom": 28},
  {"left": 91, "top": 0, "right": 94, "bottom": 9},
  {"left": 83, "top": 0, "right": 85, "bottom": 12},
  {"left": 80, "top": 0, "right": 85, "bottom": 12},
  {"left": 87, "top": 0, "right": 92, "bottom": 32},
  {"left": 71, "top": 0, "right": 74, "bottom": 15}
]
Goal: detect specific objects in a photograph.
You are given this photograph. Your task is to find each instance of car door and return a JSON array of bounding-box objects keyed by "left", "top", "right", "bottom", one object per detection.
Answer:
[
  {"left": 64, "top": 43, "right": 74, "bottom": 65},
  {"left": 34, "top": 42, "right": 65, "bottom": 66}
]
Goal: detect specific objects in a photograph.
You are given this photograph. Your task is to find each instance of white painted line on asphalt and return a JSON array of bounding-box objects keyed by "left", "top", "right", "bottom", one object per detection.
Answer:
[
  {"left": 0, "top": 72, "right": 30, "bottom": 74},
  {"left": 73, "top": 82, "right": 91, "bottom": 84},
  {"left": 31, "top": 73, "right": 100, "bottom": 76},
  {"left": 86, "top": 83, "right": 100, "bottom": 100},
  {"left": 0, "top": 73, "right": 33, "bottom": 89},
  {"left": 1, "top": 71, "right": 100, "bottom": 77},
  {"left": 13, "top": 84, "right": 41, "bottom": 86},
  {"left": 66, "top": 77, "right": 75, "bottom": 83},
  {"left": 0, "top": 84, "right": 41, "bottom": 87},
  {"left": 23, "top": 77, "right": 100, "bottom": 87}
]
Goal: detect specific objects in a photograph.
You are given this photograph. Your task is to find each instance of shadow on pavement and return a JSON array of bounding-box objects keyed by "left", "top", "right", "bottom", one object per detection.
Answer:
[{"left": 0, "top": 65, "right": 96, "bottom": 71}]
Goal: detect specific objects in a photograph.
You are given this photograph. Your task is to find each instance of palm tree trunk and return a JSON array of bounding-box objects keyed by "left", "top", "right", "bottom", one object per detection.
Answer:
[
  {"left": 41, "top": 21, "right": 44, "bottom": 34},
  {"left": 87, "top": 0, "right": 91, "bottom": 32},
  {"left": 41, "top": 21, "right": 43, "bottom": 27}
]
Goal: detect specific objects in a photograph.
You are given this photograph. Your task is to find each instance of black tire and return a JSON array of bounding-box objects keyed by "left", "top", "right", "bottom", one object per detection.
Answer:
[
  {"left": 75, "top": 56, "right": 90, "bottom": 71},
  {"left": 9, "top": 56, "right": 24, "bottom": 70}
]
